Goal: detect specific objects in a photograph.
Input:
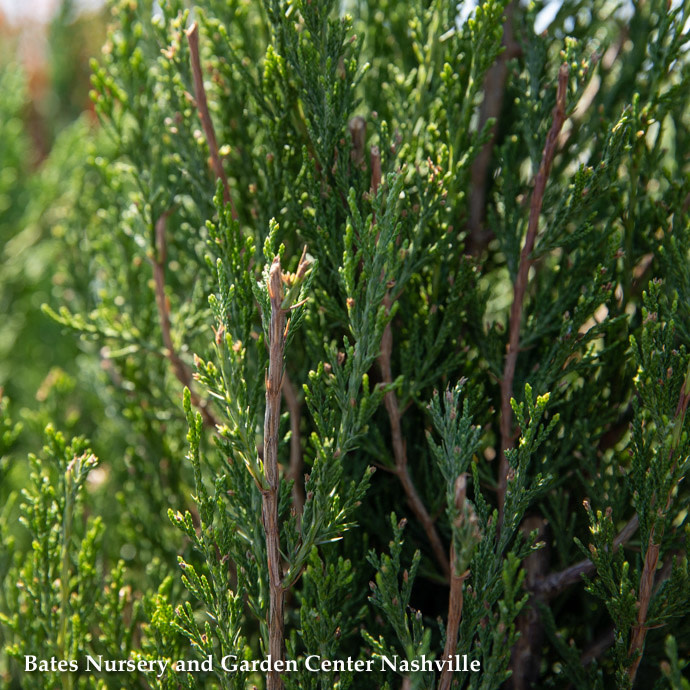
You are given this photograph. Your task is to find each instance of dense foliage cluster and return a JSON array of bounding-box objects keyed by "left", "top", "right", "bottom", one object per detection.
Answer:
[{"left": 2, "top": 0, "right": 690, "bottom": 688}]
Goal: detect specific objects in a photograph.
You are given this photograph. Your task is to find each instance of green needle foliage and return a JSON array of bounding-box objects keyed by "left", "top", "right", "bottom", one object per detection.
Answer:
[
  {"left": 2, "top": 0, "right": 690, "bottom": 688},
  {"left": 0, "top": 428, "right": 138, "bottom": 690}
]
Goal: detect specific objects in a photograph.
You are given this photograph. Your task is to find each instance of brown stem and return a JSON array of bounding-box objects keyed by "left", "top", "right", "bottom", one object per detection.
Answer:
[
  {"left": 153, "top": 213, "right": 219, "bottom": 428},
  {"left": 187, "top": 23, "right": 308, "bottom": 514},
  {"left": 627, "top": 538, "right": 659, "bottom": 681},
  {"left": 574, "top": 555, "right": 680, "bottom": 688},
  {"left": 348, "top": 116, "right": 367, "bottom": 167},
  {"left": 497, "top": 64, "right": 569, "bottom": 526},
  {"left": 282, "top": 373, "right": 304, "bottom": 517},
  {"left": 263, "top": 257, "right": 286, "bottom": 690},
  {"left": 466, "top": 2, "right": 520, "bottom": 255},
  {"left": 370, "top": 145, "right": 382, "bottom": 196},
  {"left": 627, "top": 376, "right": 690, "bottom": 684},
  {"left": 532, "top": 513, "right": 639, "bottom": 597},
  {"left": 438, "top": 560, "right": 468, "bottom": 690},
  {"left": 188, "top": 22, "right": 305, "bottom": 498},
  {"left": 439, "top": 476, "right": 472, "bottom": 690},
  {"left": 379, "top": 297, "right": 451, "bottom": 580},
  {"left": 186, "top": 22, "right": 238, "bottom": 220}
]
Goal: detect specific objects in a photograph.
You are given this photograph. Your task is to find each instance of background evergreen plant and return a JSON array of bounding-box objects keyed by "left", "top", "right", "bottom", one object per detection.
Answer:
[{"left": 2, "top": 0, "right": 690, "bottom": 688}]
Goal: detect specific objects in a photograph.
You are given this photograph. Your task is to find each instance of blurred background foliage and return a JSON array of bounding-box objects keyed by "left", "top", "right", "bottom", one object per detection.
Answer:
[
  {"left": 0, "top": 0, "right": 196, "bottom": 584},
  {"left": 1, "top": 0, "right": 106, "bottom": 428},
  {"left": 1, "top": 0, "right": 690, "bottom": 687}
]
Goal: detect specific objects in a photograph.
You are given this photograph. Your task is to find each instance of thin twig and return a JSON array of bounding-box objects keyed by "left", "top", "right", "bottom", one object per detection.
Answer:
[
  {"left": 153, "top": 213, "right": 219, "bottom": 428},
  {"left": 438, "top": 562, "right": 468, "bottom": 690},
  {"left": 575, "top": 549, "right": 681, "bottom": 682},
  {"left": 379, "top": 295, "right": 451, "bottom": 581},
  {"left": 498, "top": 68, "right": 569, "bottom": 686},
  {"left": 370, "top": 145, "right": 382, "bottom": 196},
  {"left": 282, "top": 373, "right": 304, "bottom": 517},
  {"left": 188, "top": 22, "right": 305, "bottom": 491},
  {"left": 627, "top": 544, "right": 658, "bottom": 682},
  {"left": 627, "top": 373, "right": 690, "bottom": 683},
  {"left": 263, "top": 257, "right": 286, "bottom": 690},
  {"left": 371, "top": 147, "right": 449, "bottom": 578},
  {"left": 349, "top": 116, "right": 367, "bottom": 167},
  {"left": 466, "top": 2, "right": 520, "bottom": 255},
  {"left": 439, "top": 475, "right": 471, "bottom": 690},
  {"left": 532, "top": 513, "right": 639, "bottom": 597},
  {"left": 498, "top": 64, "right": 569, "bottom": 526},
  {"left": 186, "top": 22, "right": 237, "bottom": 219},
  {"left": 187, "top": 23, "right": 303, "bottom": 501}
]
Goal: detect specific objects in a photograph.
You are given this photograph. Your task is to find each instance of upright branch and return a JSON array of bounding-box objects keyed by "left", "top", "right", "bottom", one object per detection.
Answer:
[
  {"left": 187, "top": 22, "right": 306, "bottom": 494},
  {"left": 438, "top": 560, "right": 468, "bottom": 690},
  {"left": 439, "top": 475, "right": 473, "bottom": 690},
  {"left": 379, "top": 306, "right": 451, "bottom": 580},
  {"left": 186, "top": 22, "right": 237, "bottom": 219},
  {"left": 370, "top": 145, "right": 382, "bottom": 197},
  {"left": 153, "top": 213, "right": 218, "bottom": 428},
  {"left": 627, "top": 370, "right": 690, "bottom": 684},
  {"left": 263, "top": 257, "right": 286, "bottom": 690},
  {"left": 374, "top": 151, "right": 449, "bottom": 580},
  {"left": 467, "top": 3, "right": 520, "bottom": 255},
  {"left": 498, "top": 64, "right": 569, "bottom": 525}
]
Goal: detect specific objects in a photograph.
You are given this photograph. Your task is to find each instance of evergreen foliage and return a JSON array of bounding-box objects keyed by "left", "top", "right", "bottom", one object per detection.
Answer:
[{"left": 2, "top": 0, "right": 690, "bottom": 688}]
